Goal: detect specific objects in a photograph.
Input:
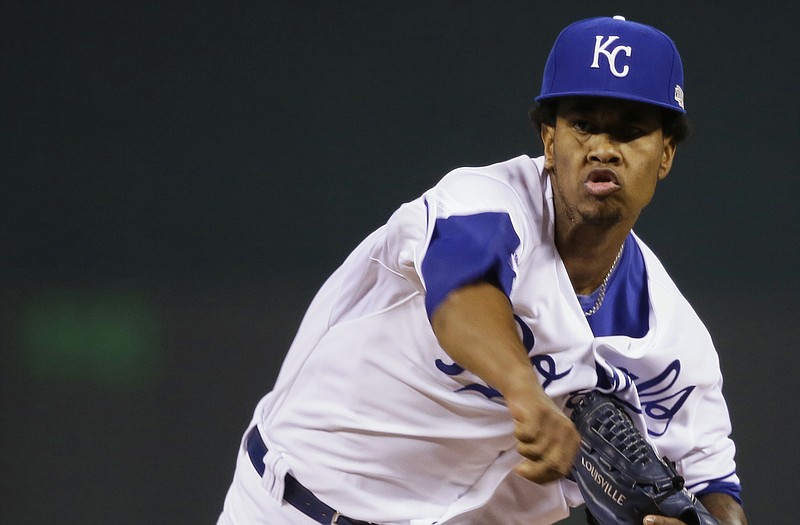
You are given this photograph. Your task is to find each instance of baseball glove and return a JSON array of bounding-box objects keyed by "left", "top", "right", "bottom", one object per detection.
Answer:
[{"left": 569, "top": 391, "right": 719, "bottom": 525}]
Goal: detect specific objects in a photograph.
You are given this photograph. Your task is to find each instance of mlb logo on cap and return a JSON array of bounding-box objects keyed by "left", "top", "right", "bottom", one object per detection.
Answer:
[{"left": 536, "top": 16, "right": 686, "bottom": 113}]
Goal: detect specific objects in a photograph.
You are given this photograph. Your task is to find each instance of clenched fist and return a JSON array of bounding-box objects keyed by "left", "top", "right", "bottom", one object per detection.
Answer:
[{"left": 507, "top": 388, "right": 580, "bottom": 483}]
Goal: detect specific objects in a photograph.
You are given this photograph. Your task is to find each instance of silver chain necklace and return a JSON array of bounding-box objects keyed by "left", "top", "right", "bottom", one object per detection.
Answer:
[{"left": 584, "top": 243, "right": 625, "bottom": 317}]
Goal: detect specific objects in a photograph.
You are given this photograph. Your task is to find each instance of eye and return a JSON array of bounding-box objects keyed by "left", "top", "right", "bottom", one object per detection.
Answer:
[
  {"left": 571, "top": 119, "right": 594, "bottom": 134},
  {"left": 613, "top": 126, "right": 647, "bottom": 142}
]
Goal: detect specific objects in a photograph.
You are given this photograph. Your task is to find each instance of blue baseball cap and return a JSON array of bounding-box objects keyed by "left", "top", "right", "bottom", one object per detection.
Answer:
[{"left": 536, "top": 16, "right": 686, "bottom": 113}]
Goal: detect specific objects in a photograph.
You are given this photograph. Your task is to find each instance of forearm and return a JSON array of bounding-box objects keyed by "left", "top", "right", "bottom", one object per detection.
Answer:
[
  {"left": 430, "top": 280, "right": 580, "bottom": 483},
  {"left": 430, "top": 281, "right": 540, "bottom": 399},
  {"left": 699, "top": 493, "right": 748, "bottom": 525}
]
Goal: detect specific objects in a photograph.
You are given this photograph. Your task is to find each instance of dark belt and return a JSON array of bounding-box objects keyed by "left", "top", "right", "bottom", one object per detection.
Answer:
[{"left": 245, "top": 427, "right": 376, "bottom": 525}]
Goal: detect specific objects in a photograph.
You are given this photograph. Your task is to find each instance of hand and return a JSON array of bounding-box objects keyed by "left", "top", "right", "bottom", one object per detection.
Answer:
[{"left": 507, "top": 389, "right": 580, "bottom": 483}]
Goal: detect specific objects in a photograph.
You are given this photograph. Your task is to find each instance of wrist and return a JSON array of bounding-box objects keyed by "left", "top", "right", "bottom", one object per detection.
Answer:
[{"left": 499, "top": 367, "right": 548, "bottom": 404}]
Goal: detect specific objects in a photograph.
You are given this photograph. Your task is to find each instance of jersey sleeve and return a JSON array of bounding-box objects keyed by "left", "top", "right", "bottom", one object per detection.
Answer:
[
  {"left": 379, "top": 166, "right": 531, "bottom": 316},
  {"left": 421, "top": 212, "right": 520, "bottom": 318},
  {"left": 650, "top": 330, "right": 742, "bottom": 503},
  {"left": 676, "top": 375, "right": 742, "bottom": 503},
  {"left": 649, "top": 322, "right": 742, "bottom": 503}
]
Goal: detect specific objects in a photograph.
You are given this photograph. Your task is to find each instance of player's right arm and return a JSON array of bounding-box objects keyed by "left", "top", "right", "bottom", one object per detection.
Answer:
[
  {"left": 397, "top": 166, "right": 578, "bottom": 482},
  {"left": 430, "top": 280, "right": 580, "bottom": 484}
]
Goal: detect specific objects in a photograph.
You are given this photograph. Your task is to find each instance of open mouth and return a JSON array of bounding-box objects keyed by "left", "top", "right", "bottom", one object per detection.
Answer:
[{"left": 584, "top": 169, "right": 621, "bottom": 197}]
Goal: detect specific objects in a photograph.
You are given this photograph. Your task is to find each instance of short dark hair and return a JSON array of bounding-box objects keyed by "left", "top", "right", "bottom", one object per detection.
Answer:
[{"left": 528, "top": 100, "right": 693, "bottom": 144}]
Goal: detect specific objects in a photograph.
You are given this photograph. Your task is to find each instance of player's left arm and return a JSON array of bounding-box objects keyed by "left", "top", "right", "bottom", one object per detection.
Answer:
[
  {"left": 698, "top": 493, "right": 748, "bottom": 524},
  {"left": 643, "top": 493, "right": 748, "bottom": 525}
]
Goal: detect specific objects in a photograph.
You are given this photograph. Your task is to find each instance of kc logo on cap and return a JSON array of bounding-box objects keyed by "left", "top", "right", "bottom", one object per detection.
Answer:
[{"left": 591, "top": 36, "right": 632, "bottom": 78}]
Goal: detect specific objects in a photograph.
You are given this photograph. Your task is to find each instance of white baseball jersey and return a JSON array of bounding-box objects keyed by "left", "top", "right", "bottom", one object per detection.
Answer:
[{"left": 231, "top": 155, "right": 739, "bottom": 525}]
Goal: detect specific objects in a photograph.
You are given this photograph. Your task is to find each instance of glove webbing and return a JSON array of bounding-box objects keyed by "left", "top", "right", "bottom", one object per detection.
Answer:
[{"left": 591, "top": 405, "right": 684, "bottom": 496}]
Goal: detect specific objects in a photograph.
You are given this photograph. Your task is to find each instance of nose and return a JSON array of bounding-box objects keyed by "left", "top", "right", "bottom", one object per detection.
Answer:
[{"left": 587, "top": 134, "right": 622, "bottom": 165}]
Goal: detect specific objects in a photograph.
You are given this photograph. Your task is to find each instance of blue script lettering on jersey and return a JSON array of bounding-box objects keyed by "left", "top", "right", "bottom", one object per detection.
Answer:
[
  {"left": 598, "top": 359, "right": 695, "bottom": 437},
  {"left": 434, "top": 315, "right": 571, "bottom": 398},
  {"left": 515, "top": 314, "right": 572, "bottom": 388},
  {"left": 434, "top": 359, "right": 503, "bottom": 398},
  {"left": 533, "top": 354, "right": 571, "bottom": 388},
  {"left": 595, "top": 361, "right": 635, "bottom": 393}
]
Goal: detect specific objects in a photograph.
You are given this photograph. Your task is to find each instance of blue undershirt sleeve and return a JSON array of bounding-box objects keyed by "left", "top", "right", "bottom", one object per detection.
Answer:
[
  {"left": 695, "top": 481, "right": 743, "bottom": 506},
  {"left": 421, "top": 212, "right": 520, "bottom": 319}
]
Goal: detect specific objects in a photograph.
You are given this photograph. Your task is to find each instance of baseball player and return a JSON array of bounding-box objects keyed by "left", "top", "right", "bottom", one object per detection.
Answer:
[{"left": 218, "top": 16, "right": 747, "bottom": 525}]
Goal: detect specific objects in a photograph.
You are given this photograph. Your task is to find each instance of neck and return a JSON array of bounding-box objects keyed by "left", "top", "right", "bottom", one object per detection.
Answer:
[{"left": 556, "top": 225, "right": 630, "bottom": 295}]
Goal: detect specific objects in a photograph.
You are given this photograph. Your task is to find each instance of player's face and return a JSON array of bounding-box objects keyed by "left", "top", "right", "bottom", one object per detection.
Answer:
[{"left": 540, "top": 97, "right": 677, "bottom": 229}]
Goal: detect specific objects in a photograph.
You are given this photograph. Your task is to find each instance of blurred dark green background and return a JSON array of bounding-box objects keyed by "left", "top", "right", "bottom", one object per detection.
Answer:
[{"left": 2, "top": 1, "right": 797, "bottom": 523}]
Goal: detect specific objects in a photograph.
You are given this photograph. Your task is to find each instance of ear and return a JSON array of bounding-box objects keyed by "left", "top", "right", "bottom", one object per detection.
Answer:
[
  {"left": 658, "top": 137, "right": 677, "bottom": 181},
  {"left": 540, "top": 123, "right": 556, "bottom": 170}
]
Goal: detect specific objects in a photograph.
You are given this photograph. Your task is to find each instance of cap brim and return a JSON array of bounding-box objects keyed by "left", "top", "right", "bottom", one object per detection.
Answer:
[{"left": 535, "top": 91, "right": 686, "bottom": 114}]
